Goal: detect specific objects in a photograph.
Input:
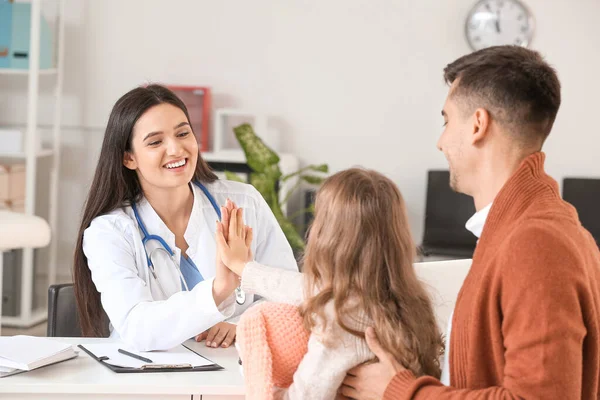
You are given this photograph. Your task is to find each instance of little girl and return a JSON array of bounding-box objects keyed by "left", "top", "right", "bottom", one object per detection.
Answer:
[{"left": 217, "top": 168, "right": 443, "bottom": 399}]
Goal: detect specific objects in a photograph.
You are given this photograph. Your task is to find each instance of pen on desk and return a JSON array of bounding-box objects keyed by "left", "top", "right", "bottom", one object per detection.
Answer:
[{"left": 118, "top": 348, "right": 153, "bottom": 363}]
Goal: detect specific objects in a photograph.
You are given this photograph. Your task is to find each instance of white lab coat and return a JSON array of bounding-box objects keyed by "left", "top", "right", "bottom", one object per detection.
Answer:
[{"left": 82, "top": 179, "right": 298, "bottom": 351}]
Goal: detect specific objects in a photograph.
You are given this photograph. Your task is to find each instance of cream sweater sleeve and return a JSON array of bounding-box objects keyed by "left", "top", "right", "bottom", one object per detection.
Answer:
[
  {"left": 241, "top": 261, "right": 305, "bottom": 305},
  {"left": 278, "top": 330, "right": 372, "bottom": 400}
]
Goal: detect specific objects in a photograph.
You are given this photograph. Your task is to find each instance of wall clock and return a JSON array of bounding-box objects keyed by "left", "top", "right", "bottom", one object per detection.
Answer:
[{"left": 465, "top": 0, "right": 535, "bottom": 51}]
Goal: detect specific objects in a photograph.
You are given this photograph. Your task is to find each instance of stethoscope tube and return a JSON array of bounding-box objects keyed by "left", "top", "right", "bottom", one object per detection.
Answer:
[
  {"left": 131, "top": 202, "right": 175, "bottom": 268},
  {"left": 132, "top": 181, "right": 246, "bottom": 305}
]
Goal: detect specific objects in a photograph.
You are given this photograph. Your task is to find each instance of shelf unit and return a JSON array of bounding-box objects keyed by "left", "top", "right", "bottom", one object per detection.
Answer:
[
  {"left": 0, "top": 0, "right": 65, "bottom": 328},
  {"left": 0, "top": 149, "right": 54, "bottom": 159},
  {"left": 0, "top": 68, "right": 58, "bottom": 75}
]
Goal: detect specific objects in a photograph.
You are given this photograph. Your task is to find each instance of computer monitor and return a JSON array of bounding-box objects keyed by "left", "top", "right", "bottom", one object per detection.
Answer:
[
  {"left": 562, "top": 178, "right": 600, "bottom": 248},
  {"left": 421, "top": 170, "right": 477, "bottom": 258}
]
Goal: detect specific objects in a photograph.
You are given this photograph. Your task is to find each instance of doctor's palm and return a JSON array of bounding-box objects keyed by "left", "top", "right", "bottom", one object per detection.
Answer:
[
  {"left": 217, "top": 207, "right": 253, "bottom": 276},
  {"left": 214, "top": 204, "right": 239, "bottom": 295}
]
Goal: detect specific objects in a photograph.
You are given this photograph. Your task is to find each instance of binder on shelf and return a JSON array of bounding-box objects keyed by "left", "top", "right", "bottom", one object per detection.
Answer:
[
  {"left": 10, "top": 2, "right": 53, "bottom": 69},
  {"left": 0, "top": 1, "right": 12, "bottom": 69},
  {"left": 165, "top": 86, "right": 211, "bottom": 152}
]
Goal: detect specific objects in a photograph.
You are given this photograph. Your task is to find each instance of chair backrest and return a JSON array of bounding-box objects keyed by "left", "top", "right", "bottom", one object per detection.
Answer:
[
  {"left": 563, "top": 178, "right": 600, "bottom": 247},
  {"left": 414, "top": 258, "right": 472, "bottom": 333},
  {"left": 47, "top": 283, "right": 81, "bottom": 337},
  {"left": 47, "top": 283, "right": 110, "bottom": 337},
  {"left": 421, "top": 170, "right": 477, "bottom": 255}
]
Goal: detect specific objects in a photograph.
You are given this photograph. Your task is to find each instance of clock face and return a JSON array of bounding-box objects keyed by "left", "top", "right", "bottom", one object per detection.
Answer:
[{"left": 465, "top": 0, "right": 534, "bottom": 51}]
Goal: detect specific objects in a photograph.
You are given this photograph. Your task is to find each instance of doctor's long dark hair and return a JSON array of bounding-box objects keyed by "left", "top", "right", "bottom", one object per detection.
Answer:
[{"left": 73, "top": 84, "right": 218, "bottom": 337}]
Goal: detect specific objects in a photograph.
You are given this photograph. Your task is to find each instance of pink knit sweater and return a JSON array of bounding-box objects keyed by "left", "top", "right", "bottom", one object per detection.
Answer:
[
  {"left": 237, "top": 262, "right": 373, "bottom": 400},
  {"left": 237, "top": 302, "right": 310, "bottom": 400}
]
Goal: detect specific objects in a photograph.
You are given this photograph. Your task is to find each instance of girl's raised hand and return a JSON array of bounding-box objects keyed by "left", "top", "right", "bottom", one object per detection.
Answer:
[{"left": 216, "top": 207, "right": 253, "bottom": 276}]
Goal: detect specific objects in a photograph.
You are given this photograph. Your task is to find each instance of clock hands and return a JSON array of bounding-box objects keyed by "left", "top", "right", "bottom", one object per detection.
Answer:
[{"left": 495, "top": 10, "right": 501, "bottom": 33}]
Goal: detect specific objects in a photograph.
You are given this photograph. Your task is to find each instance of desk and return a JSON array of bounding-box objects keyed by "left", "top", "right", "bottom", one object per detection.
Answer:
[{"left": 0, "top": 338, "right": 245, "bottom": 400}]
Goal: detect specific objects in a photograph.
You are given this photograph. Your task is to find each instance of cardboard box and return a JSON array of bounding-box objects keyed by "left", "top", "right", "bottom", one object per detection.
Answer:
[
  {"left": 0, "top": 163, "right": 26, "bottom": 202},
  {"left": 8, "top": 198, "right": 25, "bottom": 213}
]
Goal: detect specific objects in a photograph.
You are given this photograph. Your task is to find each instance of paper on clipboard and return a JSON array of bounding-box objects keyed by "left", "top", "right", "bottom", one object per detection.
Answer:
[{"left": 81, "top": 343, "right": 213, "bottom": 369}]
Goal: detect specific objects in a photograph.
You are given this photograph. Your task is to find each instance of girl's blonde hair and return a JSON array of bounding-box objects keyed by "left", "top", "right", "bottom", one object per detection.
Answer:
[{"left": 300, "top": 168, "right": 443, "bottom": 378}]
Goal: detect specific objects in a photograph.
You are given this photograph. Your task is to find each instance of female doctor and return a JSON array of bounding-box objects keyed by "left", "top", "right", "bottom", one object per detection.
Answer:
[{"left": 73, "top": 84, "right": 298, "bottom": 351}]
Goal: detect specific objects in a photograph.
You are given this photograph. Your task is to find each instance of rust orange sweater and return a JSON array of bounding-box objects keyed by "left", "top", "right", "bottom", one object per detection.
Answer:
[{"left": 386, "top": 152, "right": 600, "bottom": 399}]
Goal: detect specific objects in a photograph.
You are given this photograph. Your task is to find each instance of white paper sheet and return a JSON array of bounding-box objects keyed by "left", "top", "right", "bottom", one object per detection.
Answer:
[{"left": 81, "top": 343, "right": 214, "bottom": 369}]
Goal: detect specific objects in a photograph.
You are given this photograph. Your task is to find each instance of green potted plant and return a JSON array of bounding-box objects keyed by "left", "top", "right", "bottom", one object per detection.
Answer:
[{"left": 224, "top": 123, "right": 328, "bottom": 252}]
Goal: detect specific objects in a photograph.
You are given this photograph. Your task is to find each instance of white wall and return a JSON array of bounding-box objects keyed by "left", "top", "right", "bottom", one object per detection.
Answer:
[{"left": 2, "top": 0, "right": 599, "bottom": 281}]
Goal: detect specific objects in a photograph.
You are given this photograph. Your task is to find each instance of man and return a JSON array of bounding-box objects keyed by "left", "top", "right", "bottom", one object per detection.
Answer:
[{"left": 341, "top": 45, "right": 600, "bottom": 399}]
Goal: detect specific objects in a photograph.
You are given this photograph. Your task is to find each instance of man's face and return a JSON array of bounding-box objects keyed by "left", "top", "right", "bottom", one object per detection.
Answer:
[{"left": 437, "top": 84, "right": 474, "bottom": 194}]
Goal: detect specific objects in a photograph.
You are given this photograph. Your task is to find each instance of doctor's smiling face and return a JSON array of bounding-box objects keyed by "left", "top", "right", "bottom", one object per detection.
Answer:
[{"left": 123, "top": 103, "right": 199, "bottom": 191}]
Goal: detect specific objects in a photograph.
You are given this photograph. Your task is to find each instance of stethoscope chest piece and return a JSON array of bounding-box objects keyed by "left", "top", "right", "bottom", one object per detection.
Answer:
[{"left": 235, "top": 287, "right": 246, "bottom": 305}]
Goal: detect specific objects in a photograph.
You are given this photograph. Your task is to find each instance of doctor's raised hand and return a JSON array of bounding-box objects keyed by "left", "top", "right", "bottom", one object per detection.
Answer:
[
  {"left": 73, "top": 85, "right": 298, "bottom": 352},
  {"left": 195, "top": 201, "right": 241, "bottom": 348},
  {"left": 215, "top": 205, "right": 254, "bottom": 278}
]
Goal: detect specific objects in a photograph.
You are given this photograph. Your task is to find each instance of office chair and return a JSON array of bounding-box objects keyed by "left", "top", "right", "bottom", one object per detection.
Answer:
[
  {"left": 562, "top": 178, "right": 600, "bottom": 248},
  {"left": 47, "top": 283, "right": 109, "bottom": 337},
  {"left": 420, "top": 170, "right": 477, "bottom": 258}
]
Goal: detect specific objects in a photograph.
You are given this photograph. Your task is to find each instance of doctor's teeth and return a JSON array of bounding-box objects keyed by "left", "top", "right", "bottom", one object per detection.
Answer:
[{"left": 166, "top": 159, "right": 186, "bottom": 169}]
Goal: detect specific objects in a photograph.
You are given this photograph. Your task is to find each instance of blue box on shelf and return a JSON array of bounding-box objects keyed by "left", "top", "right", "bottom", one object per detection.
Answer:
[
  {"left": 0, "top": 1, "right": 53, "bottom": 70},
  {"left": 0, "top": 1, "right": 11, "bottom": 69}
]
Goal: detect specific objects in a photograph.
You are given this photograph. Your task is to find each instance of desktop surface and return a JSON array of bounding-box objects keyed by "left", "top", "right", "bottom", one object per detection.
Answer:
[{"left": 0, "top": 337, "right": 244, "bottom": 398}]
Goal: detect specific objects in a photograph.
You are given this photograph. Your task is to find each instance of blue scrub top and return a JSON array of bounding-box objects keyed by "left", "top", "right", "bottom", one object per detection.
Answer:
[{"left": 180, "top": 254, "right": 204, "bottom": 290}]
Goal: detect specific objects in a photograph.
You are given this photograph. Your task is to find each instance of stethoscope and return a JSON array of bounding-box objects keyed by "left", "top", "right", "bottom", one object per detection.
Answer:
[{"left": 131, "top": 181, "right": 247, "bottom": 305}]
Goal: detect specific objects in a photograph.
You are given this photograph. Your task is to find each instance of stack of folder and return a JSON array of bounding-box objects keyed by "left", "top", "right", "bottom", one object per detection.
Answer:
[{"left": 0, "top": 335, "right": 78, "bottom": 378}]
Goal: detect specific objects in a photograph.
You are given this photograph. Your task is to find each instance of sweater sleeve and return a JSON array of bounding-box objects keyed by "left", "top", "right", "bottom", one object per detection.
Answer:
[
  {"left": 279, "top": 329, "right": 372, "bottom": 400},
  {"left": 241, "top": 261, "right": 305, "bottom": 305},
  {"left": 383, "top": 225, "right": 588, "bottom": 399}
]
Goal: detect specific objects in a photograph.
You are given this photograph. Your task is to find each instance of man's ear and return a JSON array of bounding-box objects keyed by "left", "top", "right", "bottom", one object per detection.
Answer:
[
  {"left": 471, "top": 108, "right": 491, "bottom": 145},
  {"left": 123, "top": 152, "right": 137, "bottom": 170}
]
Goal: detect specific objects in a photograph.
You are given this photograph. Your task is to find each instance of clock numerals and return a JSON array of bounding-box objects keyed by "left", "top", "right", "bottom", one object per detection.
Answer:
[{"left": 466, "top": 0, "right": 533, "bottom": 51}]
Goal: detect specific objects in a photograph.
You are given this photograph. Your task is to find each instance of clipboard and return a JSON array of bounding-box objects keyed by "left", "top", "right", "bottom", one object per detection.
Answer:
[{"left": 78, "top": 344, "right": 223, "bottom": 373}]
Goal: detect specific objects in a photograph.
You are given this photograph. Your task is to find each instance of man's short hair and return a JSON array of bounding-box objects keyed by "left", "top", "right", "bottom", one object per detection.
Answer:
[{"left": 444, "top": 45, "right": 561, "bottom": 145}]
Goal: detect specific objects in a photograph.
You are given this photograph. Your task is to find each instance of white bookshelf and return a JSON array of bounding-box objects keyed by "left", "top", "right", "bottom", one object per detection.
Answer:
[
  {"left": 0, "top": 149, "right": 54, "bottom": 159},
  {"left": 0, "top": 68, "right": 58, "bottom": 76},
  {"left": 0, "top": 0, "right": 65, "bottom": 328}
]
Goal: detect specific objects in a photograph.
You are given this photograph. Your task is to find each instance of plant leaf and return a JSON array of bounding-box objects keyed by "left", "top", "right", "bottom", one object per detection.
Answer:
[
  {"left": 270, "top": 202, "right": 306, "bottom": 251},
  {"left": 281, "top": 164, "right": 329, "bottom": 182},
  {"left": 301, "top": 175, "right": 326, "bottom": 185},
  {"left": 230, "top": 123, "right": 309, "bottom": 251},
  {"left": 264, "top": 163, "right": 283, "bottom": 182},
  {"left": 233, "top": 124, "right": 280, "bottom": 173},
  {"left": 280, "top": 221, "right": 306, "bottom": 251},
  {"left": 309, "top": 164, "right": 329, "bottom": 173},
  {"left": 224, "top": 171, "right": 245, "bottom": 183},
  {"left": 250, "top": 173, "right": 277, "bottom": 207}
]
